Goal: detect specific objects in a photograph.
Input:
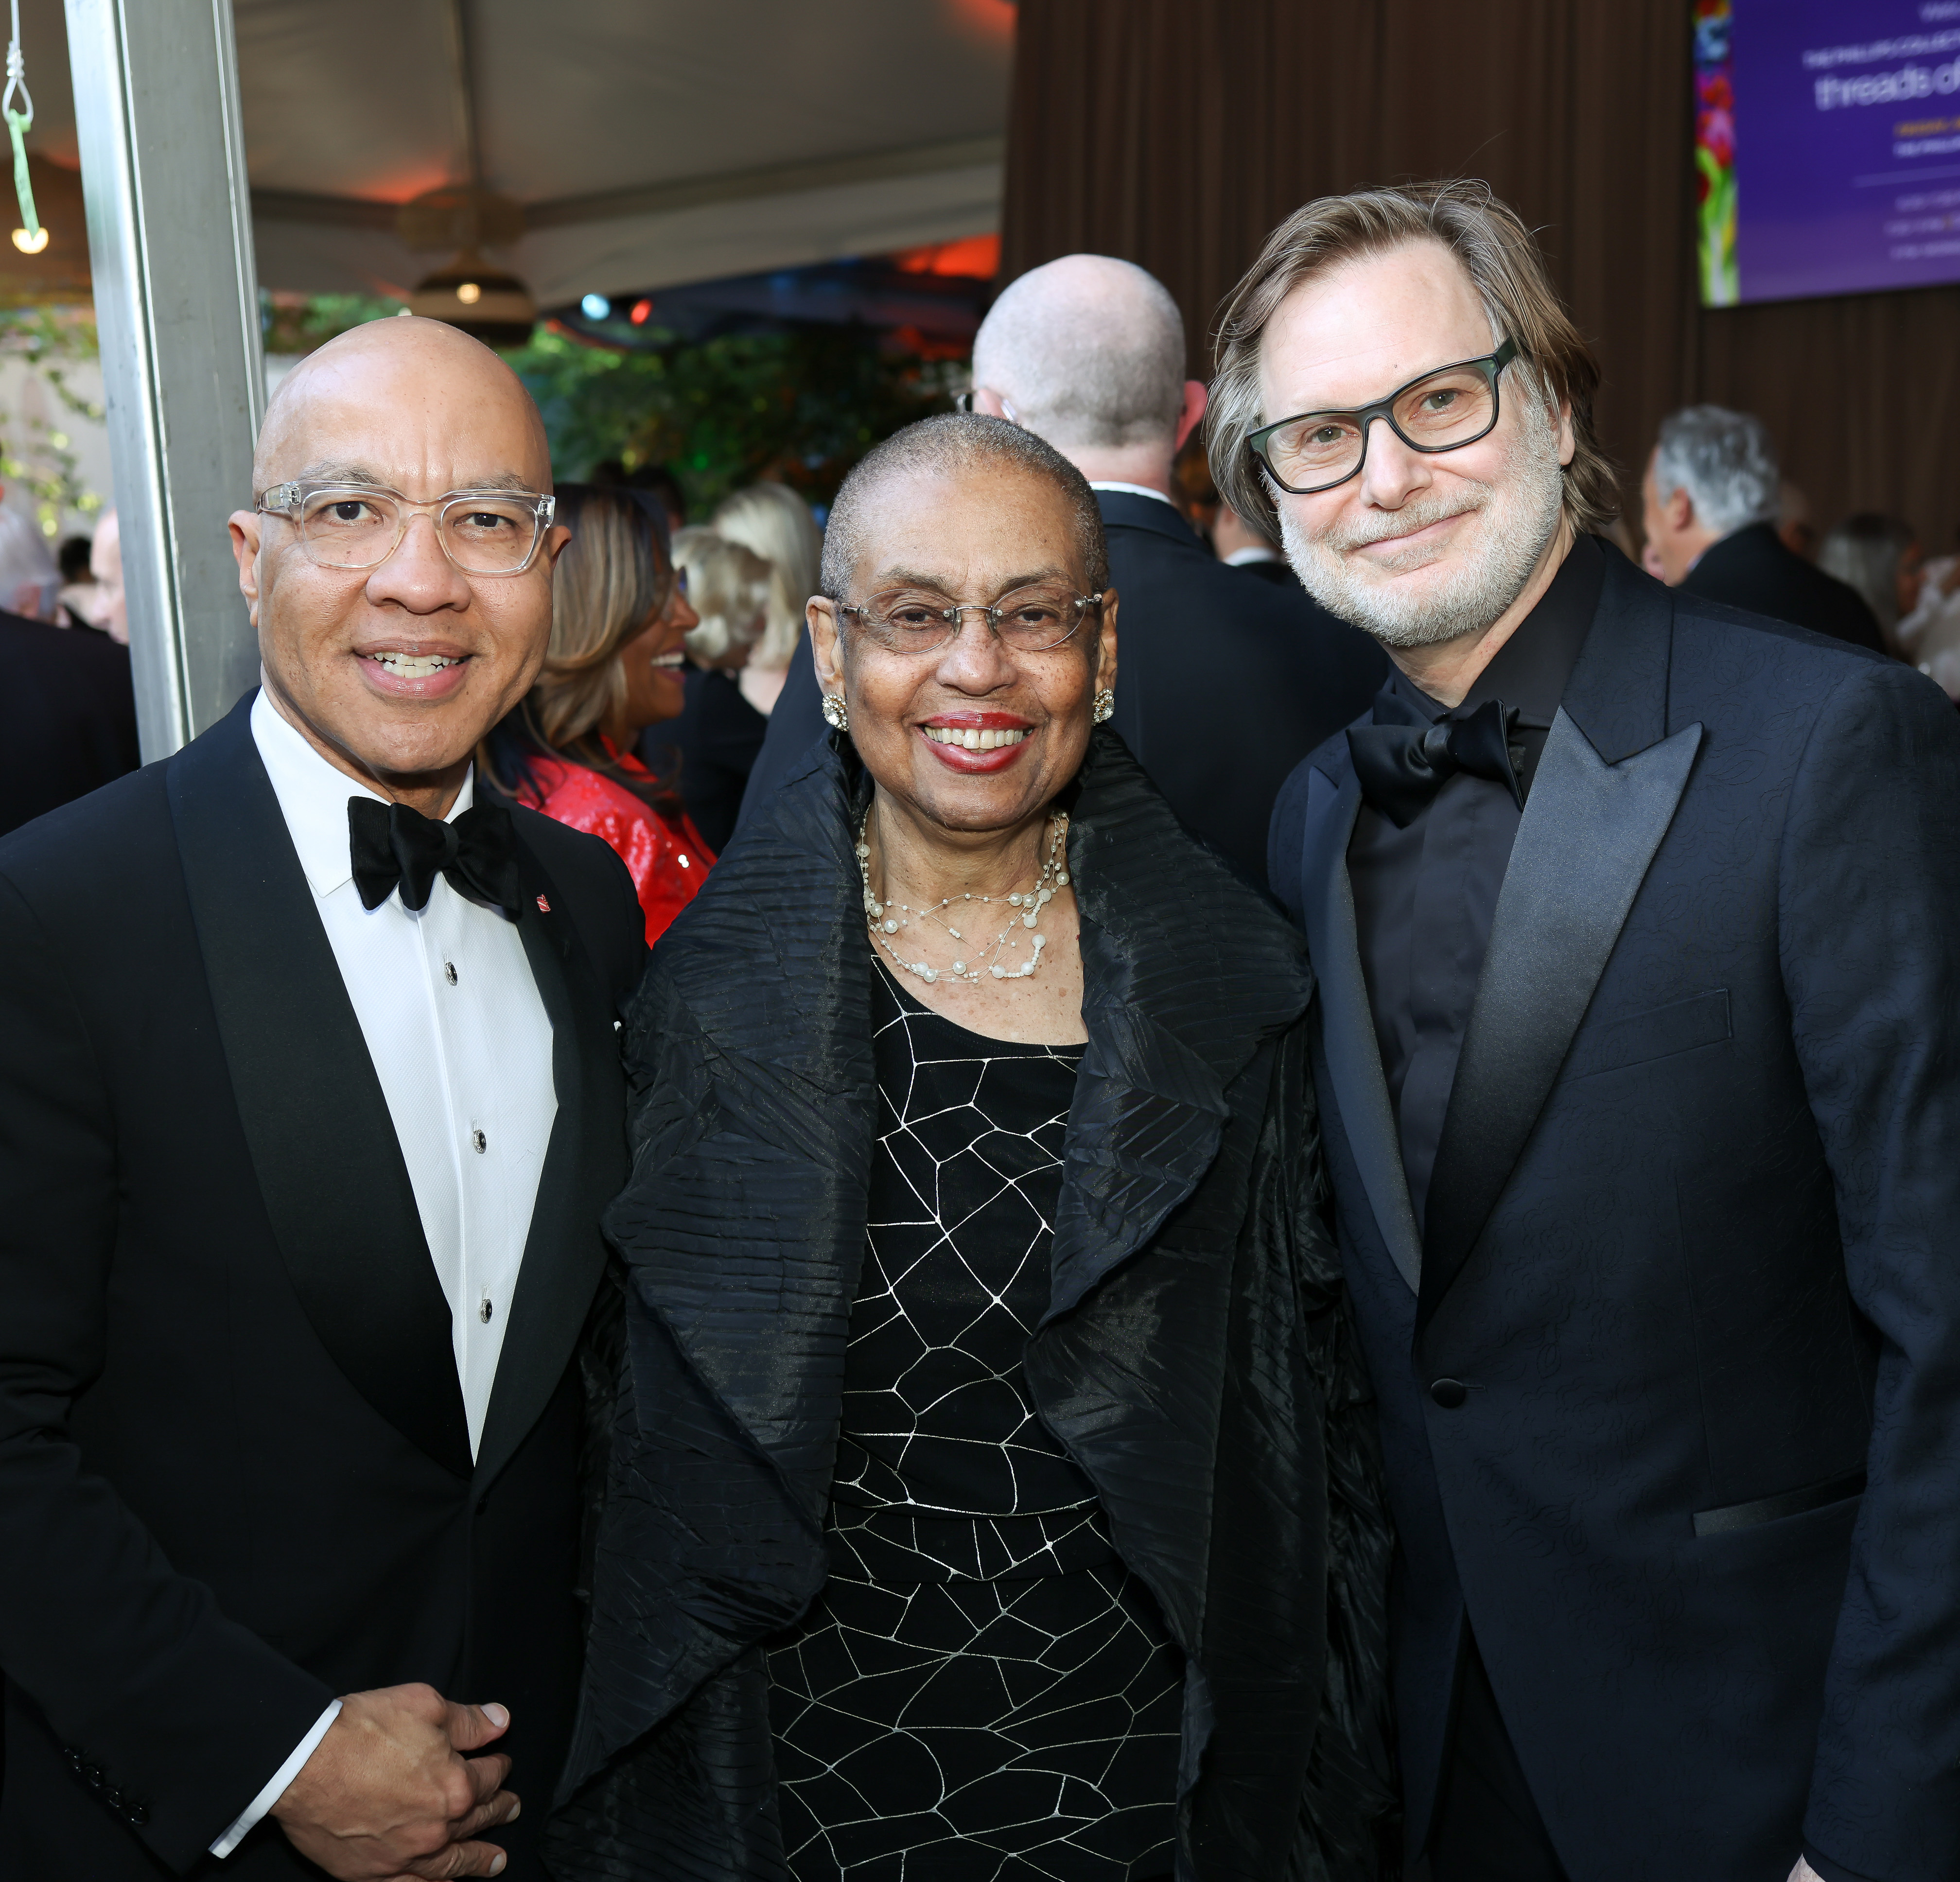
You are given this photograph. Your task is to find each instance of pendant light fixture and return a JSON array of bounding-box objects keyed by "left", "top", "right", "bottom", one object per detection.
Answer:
[{"left": 400, "top": 1, "right": 536, "bottom": 348}]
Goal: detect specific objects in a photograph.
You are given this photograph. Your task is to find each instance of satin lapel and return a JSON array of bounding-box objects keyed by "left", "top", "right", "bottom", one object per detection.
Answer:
[
  {"left": 166, "top": 697, "right": 472, "bottom": 1477},
  {"left": 1418, "top": 705, "right": 1702, "bottom": 1335},
  {"left": 472, "top": 832, "right": 621, "bottom": 1491},
  {"left": 1048, "top": 732, "right": 1312, "bottom": 1318},
  {"left": 1297, "top": 755, "right": 1423, "bottom": 1293}
]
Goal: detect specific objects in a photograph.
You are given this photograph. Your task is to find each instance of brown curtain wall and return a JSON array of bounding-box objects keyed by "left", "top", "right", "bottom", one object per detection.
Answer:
[{"left": 999, "top": 0, "right": 1960, "bottom": 545}]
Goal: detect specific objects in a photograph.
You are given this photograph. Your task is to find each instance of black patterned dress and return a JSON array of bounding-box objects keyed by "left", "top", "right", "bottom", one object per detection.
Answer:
[{"left": 765, "top": 962, "right": 1184, "bottom": 1882}]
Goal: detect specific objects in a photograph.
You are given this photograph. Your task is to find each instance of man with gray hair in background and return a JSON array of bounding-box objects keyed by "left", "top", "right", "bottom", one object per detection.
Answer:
[
  {"left": 1642, "top": 404, "right": 1883, "bottom": 651},
  {"left": 742, "top": 254, "right": 1385, "bottom": 885}
]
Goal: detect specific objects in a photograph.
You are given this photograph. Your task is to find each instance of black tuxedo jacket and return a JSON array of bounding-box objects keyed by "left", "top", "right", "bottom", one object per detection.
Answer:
[
  {"left": 735, "top": 490, "right": 1387, "bottom": 887},
  {"left": 1682, "top": 521, "right": 1886, "bottom": 653},
  {"left": 0, "top": 695, "right": 642, "bottom": 1879},
  {"left": 0, "top": 609, "right": 140, "bottom": 836},
  {"left": 1269, "top": 552, "right": 1960, "bottom": 1880}
]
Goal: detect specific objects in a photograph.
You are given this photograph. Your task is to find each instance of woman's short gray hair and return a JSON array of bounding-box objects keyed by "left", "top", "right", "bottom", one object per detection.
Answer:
[
  {"left": 1207, "top": 178, "right": 1617, "bottom": 539},
  {"left": 1651, "top": 406, "right": 1780, "bottom": 538},
  {"left": 820, "top": 413, "right": 1109, "bottom": 601}
]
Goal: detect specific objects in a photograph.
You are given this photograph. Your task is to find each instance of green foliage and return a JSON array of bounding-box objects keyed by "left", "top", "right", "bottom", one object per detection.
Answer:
[
  {"left": 253, "top": 293, "right": 965, "bottom": 515},
  {"left": 0, "top": 306, "right": 103, "bottom": 538},
  {"left": 506, "top": 323, "right": 963, "bottom": 514},
  {"left": 261, "top": 291, "right": 405, "bottom": 356}
]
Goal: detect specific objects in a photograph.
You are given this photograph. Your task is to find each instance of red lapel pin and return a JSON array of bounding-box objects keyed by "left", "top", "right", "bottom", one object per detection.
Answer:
[{"left": 535, "top": 894, "right": 551, "bottom": 913}]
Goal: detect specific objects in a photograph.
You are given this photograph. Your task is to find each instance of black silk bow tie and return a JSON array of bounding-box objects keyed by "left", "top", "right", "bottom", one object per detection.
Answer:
[
  {"left": 347, "top": 796, "right": 524, "bottom": 920},
  {"left": 1346, "top": 697, "right": 1526, "bottom": 829}
]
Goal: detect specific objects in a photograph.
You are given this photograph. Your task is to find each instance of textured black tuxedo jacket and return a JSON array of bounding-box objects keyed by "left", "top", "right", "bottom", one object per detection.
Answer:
[
  {"left": 736, "top": 490, "right": 1387, "bottom": 887},
  {"left": 1269, "top": 551, "right": 1960, "bottom": 1881},
  {"left": 0, "top": 695, "right": 642, "bottom": 1879}
]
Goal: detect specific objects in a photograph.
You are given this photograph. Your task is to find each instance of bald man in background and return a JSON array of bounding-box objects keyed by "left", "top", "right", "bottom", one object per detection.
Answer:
[
  {"left": 0, "top": 317, "right": 644, "bottom": 1879},
  {"left": 742, "top": 254, "right": 1385, "bottom": 885}
]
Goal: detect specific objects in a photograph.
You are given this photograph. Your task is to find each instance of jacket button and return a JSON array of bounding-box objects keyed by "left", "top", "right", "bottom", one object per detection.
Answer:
[
  {"left": 1430, "top": 1378, "right": 1469, "bottom": 1409},
  {"left": 129, "top": 1802, "right": 150, "bottom": 1827}
]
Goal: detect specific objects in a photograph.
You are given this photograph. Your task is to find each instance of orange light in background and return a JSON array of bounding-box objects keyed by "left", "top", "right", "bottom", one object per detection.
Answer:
[
  {"left": 630, "top": 298, "right": 653, "bottom": 324},
  {"left": 892, "top": 233, "right": 1000, "bottom": 279},
  {"left": 945, "top": 0, "right": 1015, "bottom": 44}
]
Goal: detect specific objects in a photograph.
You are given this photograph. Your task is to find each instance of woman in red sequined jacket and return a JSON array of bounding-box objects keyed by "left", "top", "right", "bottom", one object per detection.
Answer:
[{"left": 481, "top": 484, "right": 715, "bottom": 944}]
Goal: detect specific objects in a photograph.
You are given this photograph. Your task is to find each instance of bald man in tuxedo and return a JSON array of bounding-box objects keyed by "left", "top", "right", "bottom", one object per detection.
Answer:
[{"left": 0, "top": 318, "right": 643, "bottom": 1879}]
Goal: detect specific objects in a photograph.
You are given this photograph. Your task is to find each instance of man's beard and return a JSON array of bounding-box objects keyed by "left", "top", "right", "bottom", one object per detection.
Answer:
[{"left": 1278, "top": 396, "right": 1567, "bottom": 650}]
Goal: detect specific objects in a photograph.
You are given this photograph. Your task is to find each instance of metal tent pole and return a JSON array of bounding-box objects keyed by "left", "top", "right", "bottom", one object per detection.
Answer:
[{"left": 65, "top": 0, "right": 263, "bottom": 759}]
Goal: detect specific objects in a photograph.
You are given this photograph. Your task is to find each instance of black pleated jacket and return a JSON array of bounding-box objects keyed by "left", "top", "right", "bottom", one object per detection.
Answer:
[{"left": 549, "top": 729, "right": 1397, "bottom": 1881}]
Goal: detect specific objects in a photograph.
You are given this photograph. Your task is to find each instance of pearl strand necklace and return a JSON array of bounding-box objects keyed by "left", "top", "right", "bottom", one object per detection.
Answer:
[{"left": 857, "top": 807, "right": 1070, "bottom": 985}]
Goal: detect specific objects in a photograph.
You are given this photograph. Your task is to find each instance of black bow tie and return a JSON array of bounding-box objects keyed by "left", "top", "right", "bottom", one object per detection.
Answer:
[
  {"left": 1347, "top": 697, "right": 1526, "bottom": 829},
  {"left": 348, "top": 796, "right": 524, "bottom": 921}
]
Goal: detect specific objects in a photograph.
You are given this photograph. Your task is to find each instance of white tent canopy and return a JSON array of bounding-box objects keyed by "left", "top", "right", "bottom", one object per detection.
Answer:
[
  {"left": 243, "top": 0, "right": 1011, "bottom": 302},
  {"left": 28, "top": 0, "right": 1010, "bottom": 302}
]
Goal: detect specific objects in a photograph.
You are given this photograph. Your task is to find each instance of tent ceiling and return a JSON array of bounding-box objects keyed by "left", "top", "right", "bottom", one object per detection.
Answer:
[{"left": 15, "top": 0, "right": 1012, "bottom": 304}]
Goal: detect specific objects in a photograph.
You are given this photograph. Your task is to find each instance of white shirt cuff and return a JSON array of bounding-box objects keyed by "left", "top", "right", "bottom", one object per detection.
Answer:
[{"left": 208, "top": 1698, "right": 342, "bottom": 1858}]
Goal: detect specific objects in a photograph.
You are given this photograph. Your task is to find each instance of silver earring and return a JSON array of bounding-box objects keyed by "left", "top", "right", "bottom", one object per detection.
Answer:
[
  {"left": 821, "top": 693, "right": 849, "bottom": 732},
  {"left": 1093, "top": 688, "right": 1115, "bottom": 724}
]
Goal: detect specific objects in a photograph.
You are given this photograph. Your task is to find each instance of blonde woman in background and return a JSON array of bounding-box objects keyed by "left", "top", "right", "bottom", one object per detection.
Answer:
[
  {"left": 482, "top": 483, "right": 716, "bottom": 944},
  {"left": 644, "top": 525, "right": 776, "bottom": 851},
  {"left": 711, "top": 480, "right": 823, "bottom": 717}
]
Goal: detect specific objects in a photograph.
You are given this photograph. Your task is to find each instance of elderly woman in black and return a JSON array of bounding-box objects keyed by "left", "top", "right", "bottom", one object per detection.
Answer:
[{"left": 553, "top": 415, "right": 1394, "bottom": 1882}]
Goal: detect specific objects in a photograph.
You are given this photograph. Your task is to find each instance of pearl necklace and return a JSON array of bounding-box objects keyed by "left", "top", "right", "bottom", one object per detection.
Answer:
[{"left": 857, "top": 808, "right": 1070, "bottom": 985}]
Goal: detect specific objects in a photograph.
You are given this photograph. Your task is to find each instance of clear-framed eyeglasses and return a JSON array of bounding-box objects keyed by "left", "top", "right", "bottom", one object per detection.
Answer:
[
  {"left": 255, "top": 481, "right": 557, "bottom": 575},
  {"left": 838, "top": 584, "right": 1104, "bottom": 655},
  {"left": 1246, "top": 337, "right": 1520, "bottom": 496}
]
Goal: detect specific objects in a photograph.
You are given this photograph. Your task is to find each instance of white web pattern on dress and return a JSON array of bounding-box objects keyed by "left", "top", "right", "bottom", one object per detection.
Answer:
[
  {"left": 835, "top": 990, "right": 1087, "bottom": 1519},
  {"left": 767, "top": 973, "right": 1181, "bottom": 1881},
  {"left": 770, "top": 1568, "right": 1181, "bottom": 1882}
]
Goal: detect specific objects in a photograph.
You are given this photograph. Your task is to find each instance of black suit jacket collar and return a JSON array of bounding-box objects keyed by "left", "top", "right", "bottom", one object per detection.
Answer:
[
  {"left": 1094, "top": 486, "right": 1204, "bottom": 550},
  {"left": 166, "top": 693, "right": 611, "bottom": 1486},
  {"left": 1298, "top": 546, "right": 1702, "bottom": 1327},
  {"left": 1686, "top": 521, "right": 1781, "bottom": 590}
]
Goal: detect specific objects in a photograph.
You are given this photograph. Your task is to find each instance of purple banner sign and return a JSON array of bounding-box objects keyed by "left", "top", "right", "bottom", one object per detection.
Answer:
[{"left": 1726, "top": 0, "right": 1960, "bottom": 304}]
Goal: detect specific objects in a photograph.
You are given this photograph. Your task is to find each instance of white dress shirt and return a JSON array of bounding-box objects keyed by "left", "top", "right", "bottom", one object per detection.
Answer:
[
  {"left": 212, "top": 692, "right": 558, "bottom": 1856},
  {"left": 1223, "top": 544, "right": 1283, "bottom": 567}
]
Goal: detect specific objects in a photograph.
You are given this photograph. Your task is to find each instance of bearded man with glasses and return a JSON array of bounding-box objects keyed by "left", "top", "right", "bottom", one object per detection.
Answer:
[
  {"left": 1228, "top": 181, "right": 1960, "bottom": 1882},
  {"left": 0, "top": 316, "right": 646, "bottom": 1880}
]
